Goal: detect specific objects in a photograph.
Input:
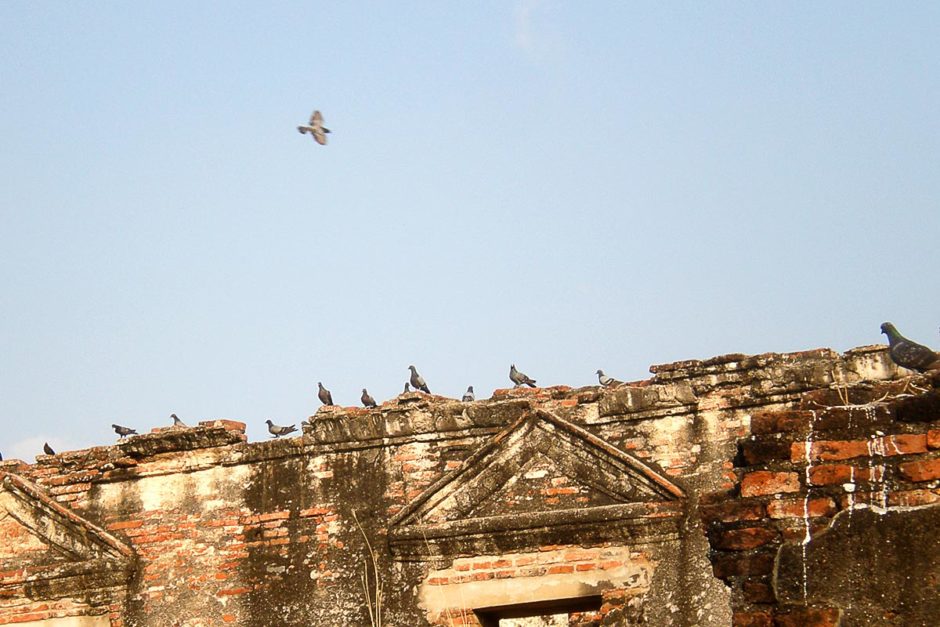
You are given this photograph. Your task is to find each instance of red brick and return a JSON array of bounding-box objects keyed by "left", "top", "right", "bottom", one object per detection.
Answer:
[
  {"left": 887, "top": 489, "right": 940, "bottom": 507},
  {"left": 217, "top": 586, "right": 251, "bottom": 596},
  {"left": 792, "top": 439, "right": 870, "bottom": 463},
  {"left": 807, "top": 464, "right": 854, "bottom": 486},
  {"left": 740, "top": 471, "right": 800, "bottom": 497},
  {"left": 732, "top": 610, "right": 772, "bottom": 627},
  {"left": 547, "top": 565, "right": 574, "bottom": 575},
  {"left": 774, "top": 606, "right": 841, "bottom": 627},
  {"left": 766, "top": 497, "right": 836, "bottom": 519},
  {"left": 899, "top": 458, "right": 940, "bottom": 482},
  {"left": 927, "top": 429, "right": 940, "bottom": 449},
  {"left": 106, "top": 520, "right": 144, "bottom": 531},
  {"left": 881, "top": 434, "right": 927, "bottom": 455},
  {"left": 713, "top": 527, "right": 778, "bottom": 550},
  {"left": 739, "top": 439, "right": 792, "bottom": 465},
  {"left": 741, "top": 580, "right": 775, "bottom": 604},
  {"left": 712, "top": 552, "right": 775, "bottom": 578},
  {"left": 701, "top": 500, "right": 765, "bottom": 523},
  {"left": 258, "top": 511, "right": 290, "bottom": 523}
]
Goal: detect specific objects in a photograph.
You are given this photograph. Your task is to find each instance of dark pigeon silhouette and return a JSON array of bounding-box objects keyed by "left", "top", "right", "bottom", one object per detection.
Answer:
[
  {"left": 596, "top": 369, "right": 622, "bottom": 388},
  {"left": 510, "top": 364, "right": 537, "bottom": 388},
  {"left": 112, "top": 424, "right": 137, "bottom": 439},
  {"left": 881, "top": 322, "right": 940, "bottom": 372},
  {"left": 408, "top": 365, "right": 430, "bottom": 393},
  {"left": 318, "top": 382, "right": 334, "bottom": 406},
  {"left": 171, "top": 413, "right": 186, "bottom": 427},
  {"left": 43, "top": 442, "right": 55, "bottom": 455},
  {"left": 266, "top": 420, "right": 298, "bottom": 438},
  {"left": 297, "top": 110, "right": 331, "bottom": 145},
  {"left": 462, "top": 386, "right": 475, "bottom": 402},
  {"left": 361, "top": 388, "right": 377, "bottom": 408},
  {"left": 403, "top": 382, "right": 411, "bottom": 394}
]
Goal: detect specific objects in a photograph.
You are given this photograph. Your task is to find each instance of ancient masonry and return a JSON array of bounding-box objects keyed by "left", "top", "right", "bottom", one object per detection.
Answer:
[{"left": 1, "top": 345, "right": 939, "bottom": 626}]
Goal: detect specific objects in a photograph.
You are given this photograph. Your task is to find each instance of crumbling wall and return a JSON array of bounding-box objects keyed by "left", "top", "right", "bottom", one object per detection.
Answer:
[
  {"left": 0, "top": 344, "right": 935, "bottom": 626},
  {"left": 702, "top": 373, "right": 940, "bottom": 627}
]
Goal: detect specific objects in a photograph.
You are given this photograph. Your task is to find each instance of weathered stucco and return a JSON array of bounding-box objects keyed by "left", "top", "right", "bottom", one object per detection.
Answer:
[{"left": 0, "top": 344, "right": 938, "bottom": 626}]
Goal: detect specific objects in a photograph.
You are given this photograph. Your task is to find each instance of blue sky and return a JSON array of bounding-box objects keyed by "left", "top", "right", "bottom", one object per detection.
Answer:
[{"left": 1, "top": 2, "right": 938, "bottom": 458}]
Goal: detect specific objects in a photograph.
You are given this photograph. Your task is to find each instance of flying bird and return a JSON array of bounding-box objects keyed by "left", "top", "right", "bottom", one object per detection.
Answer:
[
  {"left": 297, "top": 110, "right": 331, "bottom": 145},
  {"left": 462, "top": 386, "right": 475, "bottom": 402},
  {"left": 408, "top": 365, "right": 431, "bottom": 393},
  {"left": 361, "top": 388, "right": 377, "bottom": 408},
  {"left": 510, "top": 364, "right": 537, "bottom": 388},
  {"left": 112, "top": 424, "right": 137, "bottom": 439},
  {"left": 171, "top": 413, "right": 186, "bottom": 427},
  {"left": 596, "top": 369, "right": 622, "bottom": 388},
  {"left": 43, "top": 442, "right": 55, "bottom": 455},
  {"left": 881, "top": 322, "right": 940, "bottom": 372},
  {"left": 266, "top": 420, "right": 298, "bottom": 438},
  {"left": 318, "top": 382, "right": 334, "bottom": 406}
]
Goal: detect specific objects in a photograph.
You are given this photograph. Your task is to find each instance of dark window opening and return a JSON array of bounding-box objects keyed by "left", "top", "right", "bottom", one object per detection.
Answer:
[{"left": 474, "top": 595, "right": 603, "bottom": 627}]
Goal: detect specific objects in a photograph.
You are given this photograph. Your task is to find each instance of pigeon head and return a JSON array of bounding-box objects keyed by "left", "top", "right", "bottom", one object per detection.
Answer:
[
  {"left": 362, "top": 388, "right": 368, "bottom": 393},
  {"left": 408, "top": 365, "right": 416, "bottom": 372},
  {"left": 170, "top": 413, "right": 178, "bottom": 419},
  {"left": 880, "top": 322, "right": 896, "bottom": 335},
  {"left": 596, "top": 369, "right": 604, "bottom": 376},
  {"left": 467, "top": 386, "right": 474, "bottom": 392},
  {"left": 265, "top": 419, "right": 274, "bottom": 426}
]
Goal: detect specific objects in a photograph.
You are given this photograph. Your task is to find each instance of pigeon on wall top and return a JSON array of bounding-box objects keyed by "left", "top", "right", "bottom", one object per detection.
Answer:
[
  {"left": 361, "top": 388, "right": 377, "bottom": 408},
  {"left": 409, "top": 366, "right": 431, "bottom": 393},
  {"left": 298, "top": 110, "right": 331, "bottom": 145},
  {"left": 318, "top": 382, "right": 334, "bottom": 406},
  {"left": 510, "top": 364, "right": 537, "bottom": 388},
  {"left": 112, "top": 424, "right": 137, "bottom": 439},
  {"left": 462, "top": 386, "right": 475, "bottom": 402},
  {"left": 266, "top": 420, "right": 298, "bottom": 438},
  {"left": 403, "top": 382, "right": 411, "bottom": 394},
  {"left": 43, "top": 442, "right": 55, "bottom": 455},
  {"left": 171, "top": 414, "right": 186, "bottom": 427},
  {"left": 596, "top": 369, "right": 622, "bottom": 388},
  {"left": 881, "top": 322, "right": 940, "bottom": 372}
]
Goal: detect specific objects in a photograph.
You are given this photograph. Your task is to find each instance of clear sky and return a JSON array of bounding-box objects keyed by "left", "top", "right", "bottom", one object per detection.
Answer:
[{"left": 1, "top": 2, "right": 938, "bottom": 459}]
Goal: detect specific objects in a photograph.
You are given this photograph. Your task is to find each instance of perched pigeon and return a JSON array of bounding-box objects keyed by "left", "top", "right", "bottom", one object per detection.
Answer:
[
  {"left": 408, "top": 365, "right": 430, "bottom": 393},
  {"left": 43, "top": 442, "right": 55, "bottom": 455},
  {"left": 171, "top": 413, "right": 186, "bottom": 427},
  {"left": 266, "top": 420, "right": 298, "bottom": 438},
  {"left": 361, "top": 388, "right": 377, "bottom": 408},
  {"left": 403, "top": 382, "right": 411, "bottom": 394},
  {"left": 881, "top": 322, "right": 940, "bottom": 372},
  {"left": 318, "top": 382, "right": 334, "bottom": 406},
  {"left": 0, "top": 451, "right": 3, "bottom": 461},
  {"left": 596, "top": 369, "right": 622, "bottom": 388},
  {"left": 509, "top": 364, "right": 537, "bottom": 388},
  {"left": 297, "top": 110, "right": 331, "bottom": 145},
  {"left": 112, "top": 424, "right": 137, "bottom": 439},
  {"left": 462, "top": 386, "right": 475, "bottom": 402}
]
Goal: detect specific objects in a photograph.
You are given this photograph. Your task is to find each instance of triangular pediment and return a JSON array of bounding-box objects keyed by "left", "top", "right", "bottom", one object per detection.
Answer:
[
  {"left": 389, "top": 410, "right": 685, "bottom": 558},
  {"left": 0, "top": 472, "right": 134, "bottom": 593}
]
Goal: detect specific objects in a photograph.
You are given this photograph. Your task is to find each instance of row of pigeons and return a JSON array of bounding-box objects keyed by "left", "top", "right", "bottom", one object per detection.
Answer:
[
  {"left": 6, "top": 323, "right": 935, "bottom": 458},
  {"left": 104, "top": 364, "right": 623, "bottom": 441}
]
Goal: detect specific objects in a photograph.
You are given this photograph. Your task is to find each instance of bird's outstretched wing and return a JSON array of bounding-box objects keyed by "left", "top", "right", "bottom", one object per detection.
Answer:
[{"left": 312, "top": 129, "right": 327, "bottom": 145}]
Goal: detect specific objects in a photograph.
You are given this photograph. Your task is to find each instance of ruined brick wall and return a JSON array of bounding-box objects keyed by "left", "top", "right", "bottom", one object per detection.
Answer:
[
  {"left": 1, "top": 344, "right": 937, "bottom": 626},
  {"left": 702, "top": 372, "right": 940, "bottom": 627}
]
